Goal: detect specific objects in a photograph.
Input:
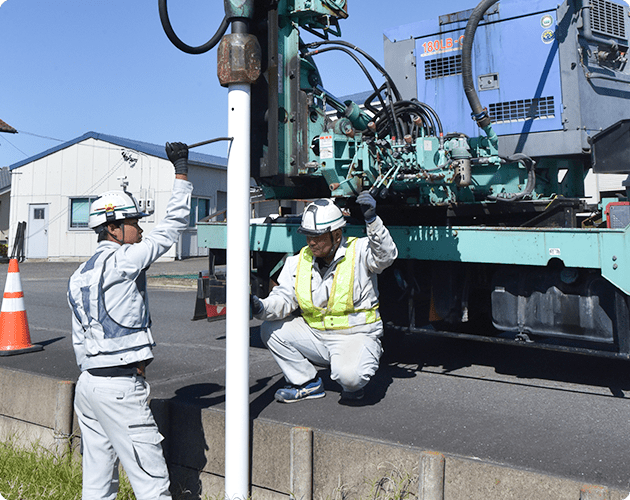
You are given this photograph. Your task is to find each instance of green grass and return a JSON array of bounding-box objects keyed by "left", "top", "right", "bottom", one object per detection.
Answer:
[
  {"left": 0, "top": 438, "right": 417, "bottom": 500},
  {"left": 0, "top": 438, "right": 135, "bottom": 500}
]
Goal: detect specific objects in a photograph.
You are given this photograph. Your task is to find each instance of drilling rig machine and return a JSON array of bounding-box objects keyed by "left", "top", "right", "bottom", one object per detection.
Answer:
[{"left": 170, "top": 0, "right": 630, "bottom": 358}]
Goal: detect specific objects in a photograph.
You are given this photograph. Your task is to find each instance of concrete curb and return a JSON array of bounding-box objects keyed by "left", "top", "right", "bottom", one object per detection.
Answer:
[
  {"left": 1, "top": 366, "right": 628, "bottom": 500},
  {"left": 151, "top": 398, "right": 629, "bottom": 500},
  {"left": 291, "top": 427, "right": 313, "bottom": 500},
  {"left": 419, "top": 451, "right": 445, "bottom": 500},
  {"left": 147, "top": 276, "right": 197, "bottom": 289},
  {"left": 0, "top": 367, "right": 76, "bottom": 453}
]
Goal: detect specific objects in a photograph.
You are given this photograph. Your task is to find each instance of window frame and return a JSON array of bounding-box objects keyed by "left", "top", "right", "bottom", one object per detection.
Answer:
[
  {"left": 69, "top": 196, "right": 98, "bottom": 230},
  {"left": 190, "top": 196, "right": 211, "bottom": 227}
]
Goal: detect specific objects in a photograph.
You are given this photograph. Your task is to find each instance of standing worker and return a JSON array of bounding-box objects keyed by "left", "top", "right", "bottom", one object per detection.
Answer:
[
  {"left": 67, "top": 142, "right": 191, "bottom": 500},
  {"left": 252, "top": 193, "right": 398, "bottom": 403}
]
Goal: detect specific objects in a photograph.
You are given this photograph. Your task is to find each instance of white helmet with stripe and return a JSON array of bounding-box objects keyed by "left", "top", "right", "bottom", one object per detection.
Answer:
[
  {"left": 88, "top": 190, "right": 147, "bottom": 230},
  {"left": 298, "top": 199, "right": 346, "bottom": 236}
]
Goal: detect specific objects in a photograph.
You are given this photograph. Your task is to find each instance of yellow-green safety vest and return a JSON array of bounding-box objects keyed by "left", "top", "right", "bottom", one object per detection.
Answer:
[{"left": 295, "top": 237, "right": 379, "bottom": 330}]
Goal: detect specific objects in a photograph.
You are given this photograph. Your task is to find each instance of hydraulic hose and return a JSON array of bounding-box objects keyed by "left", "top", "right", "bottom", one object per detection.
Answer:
[
  {"left": 305, "top": 40, "right": 402, "bottom": 101},
  {"left": 462, "top": 0, "right": 499, "bottom": 128},
  {"left": 303, "top": 46, "right": 386, "bottom": 111},
  {"left": 158, "top": 0, "right": 230, "bottom": 54},
  {"left": 487, "top": 154, "right": 537, "bottom": 202},
  {"left": 412, "top": 99, "right": 443, "bottom": 139}
]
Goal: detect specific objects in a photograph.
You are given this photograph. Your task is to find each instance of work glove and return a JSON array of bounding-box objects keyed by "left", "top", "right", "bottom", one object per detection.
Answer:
[
  {"left": 165, "top": 142, "right": 189, "bottom": 175},
  {"left": 250, "top": 294, "right": 264, "bottom": 315},
  {"left": 357, "top": 191, "right": 377, "bottom": 224}
]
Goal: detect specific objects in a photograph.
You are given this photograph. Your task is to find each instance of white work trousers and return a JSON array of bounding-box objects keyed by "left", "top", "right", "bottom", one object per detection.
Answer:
[
  {"left": 74, "top": 371, "right": 171, "bottom": 500},
  {"left": 260, "top": 316, "right": 383, "bottom": 392}
]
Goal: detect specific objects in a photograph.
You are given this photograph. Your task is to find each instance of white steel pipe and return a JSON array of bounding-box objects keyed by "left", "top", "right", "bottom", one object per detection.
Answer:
[{"left": 224, "top": 82, "right": 251, "bottom": 500}]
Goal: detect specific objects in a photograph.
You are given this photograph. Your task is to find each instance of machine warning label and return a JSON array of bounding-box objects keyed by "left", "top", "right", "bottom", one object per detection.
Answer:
[
  {"left": 420, "top": 35, "right": 465, "bottom": 57},
  {"left": 320, "top": 135, "right": 333, "bottom": 159},
  {"left": 542, "top": 30, "right": 555, "bottom": 44}
]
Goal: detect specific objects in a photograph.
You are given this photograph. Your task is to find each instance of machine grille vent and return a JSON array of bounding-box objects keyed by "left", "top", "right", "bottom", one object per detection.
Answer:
[
  {"left": 590, "top": 0, "right": 626, "bottom": 39},
  {"left": 489, "top": 96, "right": 555, "bottom": 123},
  {"left": 424, "top": 55, "right": 462, "bottom": 79}
]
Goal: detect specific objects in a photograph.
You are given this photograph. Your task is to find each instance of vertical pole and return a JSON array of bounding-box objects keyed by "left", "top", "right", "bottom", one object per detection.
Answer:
[
  {"left": 218, "top": 6, "right": 260, "bottom": 497},
  {"left": 225, "top": 81, "right": 251, "bottom": 500}
]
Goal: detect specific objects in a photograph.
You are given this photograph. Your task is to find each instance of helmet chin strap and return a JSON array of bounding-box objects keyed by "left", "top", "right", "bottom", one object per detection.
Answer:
[
  {"left": 106, "top": 223, "right": 125, "bottom": 245},
  {"left": 323, "top": 231, "right": 341, "bottom": 262}
]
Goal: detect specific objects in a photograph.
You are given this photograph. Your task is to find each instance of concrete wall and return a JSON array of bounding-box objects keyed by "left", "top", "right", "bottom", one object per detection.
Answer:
[
  {"left": 0, "top": 365, "right": 625, "bottom": 500},
  {"left": 151, "top": 398, "right": 628, "bottom": 500},
  {"left": 0, "top": 367, "right": 75, "bottom": 454}
]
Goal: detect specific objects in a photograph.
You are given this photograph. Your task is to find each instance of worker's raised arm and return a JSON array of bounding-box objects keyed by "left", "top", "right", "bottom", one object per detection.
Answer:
[{"left": 357, "top": 191, "right": 398, "bottom": 274}]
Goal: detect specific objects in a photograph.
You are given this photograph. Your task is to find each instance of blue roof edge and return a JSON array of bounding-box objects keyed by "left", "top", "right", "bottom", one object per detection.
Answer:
[{"left": 8, "top": 131, "right": 228, "bottom": 171}]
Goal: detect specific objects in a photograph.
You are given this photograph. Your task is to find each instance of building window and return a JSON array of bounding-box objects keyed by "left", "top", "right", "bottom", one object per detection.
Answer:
[
  {"left": 190, "top": 197, "right": 211, "bottom": 227},
  {"left": 70, "top": 197, "right": 97, "bottom": 229}
]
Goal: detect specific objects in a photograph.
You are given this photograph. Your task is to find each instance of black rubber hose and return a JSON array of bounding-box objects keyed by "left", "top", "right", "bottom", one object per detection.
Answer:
[
  {"left": 305, "top": 40, "right": 402, "bottom": 101},
  {"left": 372, "top": 101, "right": 436, "bottom": 138},
  {"left": 159, "top": 0, "right": 230, "bottom": 54},
  {"left": 487, "top": 154, "right": 537, "bottom": 202},
  {"left": 391, "top": 104, "right": 431, "bottom": 135},
  {"left": 363, "top": 83, "right": 389, "bottom": 115},
  {"left": 462, "top": 0, "right": 499, "bottom": 128},
  {"left": 302, "top": 46, "right": 387, "bottom": 112},
  {"left": 412, "top": 99, "right": 443, "bottom": 138},
  {"left": 395, "top": 101, "right": 438, "bottom": 136},
  {"left": 386, "top": 83, "right": 403, "bottom": 139}
]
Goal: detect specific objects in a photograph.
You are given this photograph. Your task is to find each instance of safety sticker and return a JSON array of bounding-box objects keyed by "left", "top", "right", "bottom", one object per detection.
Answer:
[
  {"left": 540, "top": 15, "right": 554, "bottom": 28},
  {"left": 320, "top": 135, "right": 333, "bottom": 159},
  {"left": 549, "top": 248, "right": 561, "bottom": 256},
  {"left": 542, "top": 30, "right": 555, "bottom": 44},
  {"left": 424, "top": 139, "right": 433, "bottom": 151}
]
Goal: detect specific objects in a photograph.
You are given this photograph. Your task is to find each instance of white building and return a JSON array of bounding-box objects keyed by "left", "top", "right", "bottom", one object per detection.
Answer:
[
  {"left": 0, "top": 168, "right": 11, "bottom": 244},
  {"left": 8, "top": 131, "right": 227, "bottom": 261}
]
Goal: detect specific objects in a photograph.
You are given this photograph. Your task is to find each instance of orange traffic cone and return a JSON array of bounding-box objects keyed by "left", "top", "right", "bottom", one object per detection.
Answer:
[{"left": 0, "top": 259, "right": 43, "bottom": 356}]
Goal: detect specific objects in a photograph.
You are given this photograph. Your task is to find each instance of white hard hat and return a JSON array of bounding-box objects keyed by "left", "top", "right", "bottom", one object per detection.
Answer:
[
  {"left": 298, "top": 199, "right": 346, "bottom": 236},
  {"left": 88, "top": 190, "right": 147, "bottom": 230}
]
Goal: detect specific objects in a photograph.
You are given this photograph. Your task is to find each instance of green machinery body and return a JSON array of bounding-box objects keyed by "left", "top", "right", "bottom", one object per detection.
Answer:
[{"left": 199, "top": 0, "right": 630, "bottom": 357}]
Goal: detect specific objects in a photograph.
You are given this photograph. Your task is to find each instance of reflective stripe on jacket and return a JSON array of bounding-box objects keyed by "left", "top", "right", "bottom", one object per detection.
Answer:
[
  {"left": 295, "top": 237, "right": 379, "bottom": 330},
  {"left": 68, "top": 247, "right": 154, "bottom": 361}
]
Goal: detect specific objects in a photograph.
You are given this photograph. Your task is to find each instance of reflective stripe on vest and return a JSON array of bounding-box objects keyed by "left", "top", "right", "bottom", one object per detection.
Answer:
[
  {"left": 68, "top": 248, "right": 152, "bottom": 356},
  {"left": 295, "top": 237, "right": 379, "bottom": 330}
]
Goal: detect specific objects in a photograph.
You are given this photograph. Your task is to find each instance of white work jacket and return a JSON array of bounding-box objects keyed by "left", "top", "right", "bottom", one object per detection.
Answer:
[
  {"left": 256, "top": 216, "right": 398, "bottom": 335},
  {"left": 68, "top": 179, "right": 193, "bottom": 371}
]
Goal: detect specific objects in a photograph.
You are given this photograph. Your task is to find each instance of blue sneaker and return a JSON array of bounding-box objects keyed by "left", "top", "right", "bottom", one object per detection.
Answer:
[{"left": 274, "top": 377, "right": 325, "bottom": 403}]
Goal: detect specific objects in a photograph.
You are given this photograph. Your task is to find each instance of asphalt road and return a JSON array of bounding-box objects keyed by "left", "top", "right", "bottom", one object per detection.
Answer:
[{"left": 2, "top": 259, "right": 630, "bottom": 492}]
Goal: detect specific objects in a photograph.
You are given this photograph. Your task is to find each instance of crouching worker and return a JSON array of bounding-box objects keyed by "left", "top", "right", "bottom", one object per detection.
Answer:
[
  {"left": 67, "top": 142, "right": 192, "bottom": 500},
  {"left": 252, "top": 193, "right": 398, "bottom": 403}
]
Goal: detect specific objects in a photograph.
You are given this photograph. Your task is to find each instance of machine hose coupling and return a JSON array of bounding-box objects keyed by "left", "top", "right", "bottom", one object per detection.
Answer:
[
  {"left": 471, "top": 108, "right": 492, "bottom": 129},
  {"left": 217, "top": 32, "right": 261, "bottom": 86}
]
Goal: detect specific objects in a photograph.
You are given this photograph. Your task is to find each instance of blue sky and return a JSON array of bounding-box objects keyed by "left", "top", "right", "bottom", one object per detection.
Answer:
[{"left": 0, "top": 0, "right": 475, "bottom": 167}]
